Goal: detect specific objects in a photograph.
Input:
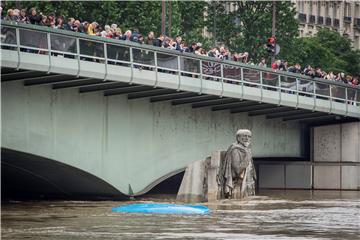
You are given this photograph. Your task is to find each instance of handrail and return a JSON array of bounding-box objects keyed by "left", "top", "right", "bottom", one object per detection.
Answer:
[{"left": 1, "top": 20, "right": 359, "bottom": 91}]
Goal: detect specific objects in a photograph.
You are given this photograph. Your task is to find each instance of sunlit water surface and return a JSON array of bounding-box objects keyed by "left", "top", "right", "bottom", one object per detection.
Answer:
[{"left": 2, "top": 190, "right": 360, "bottom": 240}]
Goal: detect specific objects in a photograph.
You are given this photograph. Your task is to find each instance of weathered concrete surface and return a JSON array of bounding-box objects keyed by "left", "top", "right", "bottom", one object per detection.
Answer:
[
  {"left": 285, "top": 164, "right": 312, "bottom": 189},
  {"left": 1, "top": 81, "right": 302, "bottom": 195},
  {"left": 312, "top": 122, "right": 359, "bottom": 190},
  {"left": 341, "top": 122, "right": 360, "bottom": 163},
  {"left": 313, "top": 165, "right": 341, "bottom": 189},
  {"left": 176, "top": 158, "right": 209, "bottom": 202},
  {"left": 341, "top": 166, "right": 358, "bottom": 190},
  {"left": 314, "top": 125, "right": 341, "bottom": 162},
  {"left": 207, "top": 151, "right": 222, "bottom": 202},
  {"left": 258, "top": 165, "right": 285, "bottom": 189}
]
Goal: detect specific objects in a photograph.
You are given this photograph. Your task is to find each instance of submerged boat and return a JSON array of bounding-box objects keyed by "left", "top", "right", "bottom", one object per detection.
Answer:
[{"left": 112, "top": 203, "right": 210, "bottom": 215}]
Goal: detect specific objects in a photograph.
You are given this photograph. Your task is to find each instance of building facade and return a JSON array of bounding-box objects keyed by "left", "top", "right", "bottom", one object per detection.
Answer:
[{"left": 293, "top": 0, "right": 360, "bottom": 49}]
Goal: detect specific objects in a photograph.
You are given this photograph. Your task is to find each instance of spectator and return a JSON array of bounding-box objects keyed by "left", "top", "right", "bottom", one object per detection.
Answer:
[
  {"left": 137, "top": 34, "right": 144, "bottom": 44},
  {"left": 19, "top": 9, "right": 29, "bottom": 23},
  {"left": 113, "top": 28, "right": 122, "bottom": 39},
  {"left": 131, "top": 27, "right": 140, "bottom": 42},
  {"left": 351, "top": 77, "right": 359, "bottom": 86},
  {"left": 237, "top": 52, "right": 249, "bottom": 63},
  {"left": 187, "top": 42, "right": 197, "bottom": 53},
  {"left": 258, "top": 58, "right": 267, "bottom": 67},
  {"left": 336, "top": 72, "right": 346, "bottom": 83},
  {"left": 325, "top": 71, "right": 335, "bottom": 81},
  {"left": 13, "top": 9, "right": 20, "bottom": 21},
  {"left": 288, "top": 63, "right": 302, "bottom": 74},
  {"left": 40, "top": 15, "right": 48, "bottom": 26},
  {"left": 154, "top": 34, "right": 165, "bottom": 47},
  {"left": 87, "top": 22, "right": 98, "bottom": 35},
  {"left": 145, "top": 31, "right": 155, "bottom": 45},
  {"left": 55, "top": 16, "right": 64, "bottom": 29},
  {"left": 272, "top": 60, "right": 281, "bottom": 70},
  {"left": 101, "top": 25, "right": 111, "bottom": 37},
  {"left": 278, "top": 60, "right": 288, "bottom": 71},
  {"left": 64, "top": 18, "right": 75, "bottom": 31},
  {"left": 207, "top": 47, "right": 218, "bottom": 58},
  {"left": 47, "top": 13, "right": 56, "bottom": 27},
  {"left": 174, "top": 36, "right": 183, "bottom": 52},
  {"left": 304, "top": 65, "right": 315, "bottom": 78},
  {"left": 28, "top": 8, "right": 42, "bottom": 25},
  {"left": 5, "top": 9, "right": 15, "bottom": 21},
  {"left": 111, "top": 23, "right": 118, "bottom": 30},
  {"left": 122, "top": 30, "right": 132, "bottom": 41},
  {"left": 72, "top": 20, "right": 82, "bottom": 33}
]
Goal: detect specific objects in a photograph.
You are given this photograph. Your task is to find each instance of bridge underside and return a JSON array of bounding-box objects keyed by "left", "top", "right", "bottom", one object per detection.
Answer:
[
  {"left": 1, "top": 148, "right": 127, "bottom": 200},
  {"left": 2, "top": 67, "right": 357, "bottom": 125}
]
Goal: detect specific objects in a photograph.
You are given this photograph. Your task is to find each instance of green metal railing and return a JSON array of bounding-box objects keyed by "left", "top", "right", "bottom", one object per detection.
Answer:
[{"left": 1, "top": 21, "right": 360, "bottom": 111}]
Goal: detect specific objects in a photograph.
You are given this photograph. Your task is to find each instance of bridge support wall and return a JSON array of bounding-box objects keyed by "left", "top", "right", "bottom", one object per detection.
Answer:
[{"left": 2, "top": 81, "right": 303, "bottom": 195}]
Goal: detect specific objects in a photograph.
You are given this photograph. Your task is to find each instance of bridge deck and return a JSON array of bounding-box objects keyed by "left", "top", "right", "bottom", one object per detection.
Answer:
[{"left": 1, "top": 21, "right": 359, "bottom": 121}]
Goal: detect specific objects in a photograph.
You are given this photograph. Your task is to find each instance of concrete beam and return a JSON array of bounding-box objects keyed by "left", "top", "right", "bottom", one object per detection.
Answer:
[
  {"left": 24, "top": 75, "right": 85, "bottom": 86},
  {"left": 192, "top": 98, "right": 239, "bottom": 108},
  {"left": 128, "top": 89, "right": 176, "bottom": 100},
  {"left": 52, "top": 79, "right": 105, "bottom": 90},
  {"left": 299, "top": 115, "right": 341, "bottom": 124},
  {"left": 283, "top": 112, "right": 329, "bottom": 121},
  {"left": 150, "top": 92, "right": 198, "bottom": 103},
  {"left": 172, "top": 95, "right": 220, "bottom": 106},
  {"left": 266, "top": 109, "right": 311, "bottom": 119},
  {"left": 248, "top": 106, "right": 294, "bottom": 116},
  {"left": 231, "top": 103, "right": 275, "bottom": 114},
  {"left": 211, "top": 101, "right": 256, "bottom": 111},
  {"left": 79, "top": 82, "right": 130, "bottom": 93},
  {"left": 104, "top": 86, "right": 153, "bottom": 97},
  {"left": 1, "top": 70, "right": 51, "bottom": 82}
]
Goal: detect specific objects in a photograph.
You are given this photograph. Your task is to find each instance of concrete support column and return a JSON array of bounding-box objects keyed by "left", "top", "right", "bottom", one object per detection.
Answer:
[{"left": 313, "top": 122, "right": 360, "bottom": 190}]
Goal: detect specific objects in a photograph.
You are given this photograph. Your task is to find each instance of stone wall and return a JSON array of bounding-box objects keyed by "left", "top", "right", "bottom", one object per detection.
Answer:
[{"left": 313, "top": 122, "right": 360, "bottom": 190}]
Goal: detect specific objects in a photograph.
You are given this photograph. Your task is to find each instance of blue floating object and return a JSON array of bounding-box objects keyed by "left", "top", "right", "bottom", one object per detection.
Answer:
[{"left": 112, "top": 203, "right": 210, "bottom": 215}]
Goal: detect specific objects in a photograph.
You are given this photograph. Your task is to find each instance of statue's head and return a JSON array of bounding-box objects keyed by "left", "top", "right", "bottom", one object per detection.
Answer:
[{"left": 236, "top": 129, "right": 252, "bottom": 148}]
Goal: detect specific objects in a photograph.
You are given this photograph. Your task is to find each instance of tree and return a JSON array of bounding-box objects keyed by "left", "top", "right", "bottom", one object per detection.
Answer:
[
  {"left": 205, "top": 1, "right": 299, "bottom": 63},
  {"left": 289, "top": 29, "right": 360, "bottom": 76},
  {"left": 2, "top": 1, "right": 208, "bottom": 43}
]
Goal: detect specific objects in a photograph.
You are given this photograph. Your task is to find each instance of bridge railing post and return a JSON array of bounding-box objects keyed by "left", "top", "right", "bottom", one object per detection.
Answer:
[
  {"left": 76, "top": 38, "right": 80, "bottom": 77},
  {"left": 329, "top": 84, "right": 333, "bottom": 114},
  {"left": 103, "top": 42, "right": 108, "bottom": 81},
  {"left": 177, "top": 55, "right": 181, "bottom": 91},
  {"left": 199, "top": 59, "right": 203, "bottom": 95},
  {"left": 313, "top": 80, "right": 316, "bottom": 111},
  {"left": 240, "top": 67, "right": 244, "bottom": 100},
  {"left": 220, "top": 63, "right": 224, "bottom": 98},
  {"left": 296, "top": 78, "right": 299, "bottom": 109},
  {"left": 345, "top": 87, "right": 349, "bottom": 116},
  {"left": 129, "top": 47, "right": 134, "bottom": 84},
  {"left": 15, "top": 27, "right": 20, "bottom": 70},
  {"left": 47, "top": 33, "right": 51, "bottom": 73},
  {"left": 259, "top": 71, "right": 263, "bottom": 103},
  {"left": 154, "top": 52, "right": 158, "bottom": 88}
]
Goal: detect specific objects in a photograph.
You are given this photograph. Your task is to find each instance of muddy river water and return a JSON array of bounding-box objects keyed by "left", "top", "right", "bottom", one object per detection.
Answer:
[{"left": 1, "top": 190, "right": 359, "bottom": 240}]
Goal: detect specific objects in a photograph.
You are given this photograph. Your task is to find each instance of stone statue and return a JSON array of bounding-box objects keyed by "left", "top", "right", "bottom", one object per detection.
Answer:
[
  {"left": 217, "top": 129, "right": 256, "bottom": 199},
  {"left": 177, "top": 129, "right": 256, "bottom": 202}
]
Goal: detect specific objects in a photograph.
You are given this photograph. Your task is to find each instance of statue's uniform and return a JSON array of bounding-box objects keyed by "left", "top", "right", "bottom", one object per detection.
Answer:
[{"left": 218, "top": 143, "right": 256, "bottom": 199}]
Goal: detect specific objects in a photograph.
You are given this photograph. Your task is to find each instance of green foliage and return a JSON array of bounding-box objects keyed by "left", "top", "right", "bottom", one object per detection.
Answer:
[
  {"left": 289, "top": 29, "right": 360, "bottom": 76},
  {"left": 2, "top": 0, "right": 208, "bottom": 42},
  {"left": 205, "top": 1, "right": 299, "bottom": 62}
]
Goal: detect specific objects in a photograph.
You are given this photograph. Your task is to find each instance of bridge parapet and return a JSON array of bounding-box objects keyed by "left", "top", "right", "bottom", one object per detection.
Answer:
[{"left": 1, "top": 20, "right": 360, "bottom": 118}]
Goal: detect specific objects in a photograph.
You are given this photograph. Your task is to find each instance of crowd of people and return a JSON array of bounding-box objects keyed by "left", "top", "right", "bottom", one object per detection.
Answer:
[{"left": 1, "top": 7, "right": 359, "bottom": 87}]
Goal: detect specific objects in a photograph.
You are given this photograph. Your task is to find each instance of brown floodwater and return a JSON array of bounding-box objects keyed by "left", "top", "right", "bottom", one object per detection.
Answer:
[{"left": 1, "top": 190, "right": 360, "bottom": 240}]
